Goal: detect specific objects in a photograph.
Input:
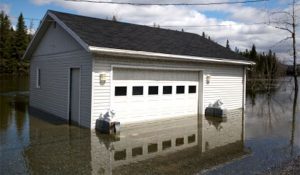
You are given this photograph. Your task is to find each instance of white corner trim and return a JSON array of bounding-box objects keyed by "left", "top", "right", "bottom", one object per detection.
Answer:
[
  {"left": 48, "top": 12, "right": 90, "bottom": 52},
  {"left": 89, "top": 46, "right": 255, "bottom": 65}
]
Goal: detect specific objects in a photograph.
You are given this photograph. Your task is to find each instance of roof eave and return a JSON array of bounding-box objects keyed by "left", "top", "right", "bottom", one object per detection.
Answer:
[{"left": 89, "top": 46, "right": 255, "bottom": 66}]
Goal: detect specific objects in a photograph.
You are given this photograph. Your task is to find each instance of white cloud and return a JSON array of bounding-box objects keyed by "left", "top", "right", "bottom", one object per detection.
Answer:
[
  {"left": 30, "top": 0, "right": 299, "bottom": 64},
  {"left": 0, "top": 3, "right": 11, "bottom": 14},
  {"left": 31, "top": 0, "right": 54, "bottom": 6}
]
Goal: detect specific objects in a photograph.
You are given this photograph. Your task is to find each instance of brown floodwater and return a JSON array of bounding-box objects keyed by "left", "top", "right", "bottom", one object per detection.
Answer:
[{"left": 0, "top": 76, "right": 299, "bottom": 175}]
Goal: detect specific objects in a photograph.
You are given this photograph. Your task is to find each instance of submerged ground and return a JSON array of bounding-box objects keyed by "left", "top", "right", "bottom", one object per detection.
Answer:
[{"left": 0, "top": 76, "right": 299, "bottom": 175}]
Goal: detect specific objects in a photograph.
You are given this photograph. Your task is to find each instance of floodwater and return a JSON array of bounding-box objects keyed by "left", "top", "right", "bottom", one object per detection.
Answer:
[{"left": 0, "top": 76, "right": 299, "bottom": 175}]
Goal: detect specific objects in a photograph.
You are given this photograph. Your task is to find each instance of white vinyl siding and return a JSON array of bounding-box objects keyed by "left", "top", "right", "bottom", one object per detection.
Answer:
[
  {"left": 91, "top": 56, "right": 244, "bottom": 128},
  {"left": 29, "top": 22, "right": 92, "bottom": 128}
]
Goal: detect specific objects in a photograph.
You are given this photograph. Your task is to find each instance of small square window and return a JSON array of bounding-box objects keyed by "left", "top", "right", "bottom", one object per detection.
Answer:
[
  {"left": 189, "top": 86, "right": 196, "bottom": 93},
  {"left": 176, "top": 86, "right": 185, "bottom": 94},
  {"left": 148, "top": 143, "right": 158, "bottom": 153},
  {"left": 115, "top": 86, "right": 127, "bottom": 96},
  {"left": 114, "top": 149, "right": 126, "bottom": 161},
  {"left": 188, "top": 134, "right": 196, "bottom": 143},
  {"left": 162, "top": 140, "right": 172, "bottom": 150},
  {"left": 148, "top": 86, "right": 158, "bottom": 95},
  {"left": 163, "top": 86, "right": 172, "bottom": 94},
  {"left": 132, "top": 147, "right": 143, "bottom": 157},
  {"left": 132, "top": 86, "right": 143, "bottom": 95},
  {"left": 176, "top": 138, "right": 184, "bottom": 146}
]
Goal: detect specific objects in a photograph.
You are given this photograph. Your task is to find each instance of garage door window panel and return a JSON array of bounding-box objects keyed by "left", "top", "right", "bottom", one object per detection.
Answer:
[
  {"left": 163, "top": 86, "right": 172, "bottom": 95},
  {"left": 189, "top": 86, "right": 196, "bottom": 93},
  {"left": 148, "top": 86, "right": 159, "bottom": 95},
  {"left": 176, "top": 86, "right": 185, "bottom": 94},
  {"left": 132, "top": 86, "right": 143, "bottom": 95},
  {"left": 115, "top": 86, "right": 127, "bottom": 96}
]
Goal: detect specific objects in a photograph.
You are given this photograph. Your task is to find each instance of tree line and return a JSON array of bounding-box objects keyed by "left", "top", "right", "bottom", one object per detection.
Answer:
[
  {"left": 240, "top": 44, "right": 284, "bottom": 81},
  {"left": 233, "top": 42, "right": 285, "bottom": 94},
  {"left": 0, "top": 11, "right": 31, "bottom": 74}
]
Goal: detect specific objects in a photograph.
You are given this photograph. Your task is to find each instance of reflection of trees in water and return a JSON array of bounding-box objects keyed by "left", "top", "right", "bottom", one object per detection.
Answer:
[
  {"left": 255, "top": 93, "right": 284, "bottom": 133},
  {"left": 248, "top": 77, "right": 293, "bottom": 106},
  {"left": 0, "top": 76, "right": 29, "bottom": 133},
  {"left": 249, "top": 76, "right": 299, "bottom": 156},
  {"left": 13, "top": 97, "right": 28, "bottom": 135},
  {"left": 290, "top": 77, "right": 298, "bottom": 156},
  {"left": 0, "top": 96, "right": 13, "bottom": 132},
  {"left": 0, "top": 95, "right": 28, "bottom": 134},
  {"left": 248, "top": 77, "right": 298, "bottom": 135}
]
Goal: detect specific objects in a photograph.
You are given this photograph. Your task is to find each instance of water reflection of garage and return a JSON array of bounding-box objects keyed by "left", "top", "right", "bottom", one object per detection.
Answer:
[{"left": 91, "top": 109, "right": 248, "bottom": 174}]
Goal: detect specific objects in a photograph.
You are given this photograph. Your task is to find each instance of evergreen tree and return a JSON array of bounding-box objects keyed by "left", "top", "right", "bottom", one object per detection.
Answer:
[
  {"left": 202, "top": 32, "right": 205, "bottom": 38},
  {"left": 112, "top": 15, "right": 117, "bottom": 22},
  {"left": 0, "top": 11, "right": 14, "bottom": 73},
  {"left": 244, "top": 49, "right": 249, "bottom": 58},
  {"left": 14, "top": 13, "right": 28, "bottom": 60},
  {"left": 234, "top": 47, "right": 239, "bottom": 53},
  {"left": 226, "top": 39, "right": 231, "bottom": 50},
  {"left": 249, "top": 44, "right": 257, "bottom": 60},
  {"left": 0, "top": 11, "right": 13, "bottom": 60}
]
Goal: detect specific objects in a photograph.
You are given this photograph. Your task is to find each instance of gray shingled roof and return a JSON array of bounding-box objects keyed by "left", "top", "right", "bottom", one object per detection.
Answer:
[{"left": 50, "top": 10, "right": 249, "bottom": 61}]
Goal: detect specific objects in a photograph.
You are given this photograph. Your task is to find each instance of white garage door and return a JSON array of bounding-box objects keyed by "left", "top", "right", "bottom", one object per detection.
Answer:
[{"left": 112, "top": 68, "right": 200, "bottom": 123}]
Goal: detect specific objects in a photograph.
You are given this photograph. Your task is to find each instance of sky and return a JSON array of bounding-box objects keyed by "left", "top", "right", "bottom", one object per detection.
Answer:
[{"left": 0, "top": 0, "right": 299, "bottom": 64}]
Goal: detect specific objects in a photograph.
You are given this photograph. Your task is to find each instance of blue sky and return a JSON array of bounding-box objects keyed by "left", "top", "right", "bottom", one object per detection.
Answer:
[
  {"left": 1, "top": 0, "right": 298, "bottom": 63},
  {"left": 1, "top": 0, "right": 73, "bottom": 29}
]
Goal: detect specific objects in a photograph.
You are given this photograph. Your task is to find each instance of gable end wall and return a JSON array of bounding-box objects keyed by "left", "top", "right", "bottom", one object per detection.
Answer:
[{"left": 29, "top": 22, "right": 92, "bottom": 128}]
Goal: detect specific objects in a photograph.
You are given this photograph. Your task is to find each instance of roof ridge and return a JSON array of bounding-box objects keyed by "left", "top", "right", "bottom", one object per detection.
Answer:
[{"left": 47, "top": 9, "right": 201, "bottom": 37}]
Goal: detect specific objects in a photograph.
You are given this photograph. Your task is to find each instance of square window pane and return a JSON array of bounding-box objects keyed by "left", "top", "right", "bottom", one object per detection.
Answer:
[
  {"left": 148, "top": 143, "right": 158, "bottom": 153},
  {"left": 148, "top": 86, "right": 158, "bottom": 95},
  {"left": 176, "top": 86, "right": 185, "bottom": 94},
  {"left": 114, "top": 150, "right": 126, "bottom": 161},
  {"left": 163, "top": 86, "right": 172, "bottom": 94},
  {"left": 188, "top": 134, "right": 196, "bottom": 143},
  {"left": 176, "top": 137, "right": 184, "bottom": 146},
  {"left": 162, "top": 140, "right": 172, "bottom": 150},
  {"left": 115, "top": 86, "right": 127, "bottom": 96},
  {"left": 132, "top": 147, "right": 143, "bottom": 157},
  {"left": 189, "top": 86, "right": 196, "bottom": 93},
  {"left": 132, "top": 86, "right": 143, "bottom": 95}
]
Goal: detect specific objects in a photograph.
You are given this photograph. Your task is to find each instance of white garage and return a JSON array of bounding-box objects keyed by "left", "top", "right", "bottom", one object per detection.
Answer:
[
  {"left": 111, "top": 68, "right": 202, "bottom": 123},
  {"left": 25, "top": 10, "right": 254, "bottom": 128}
]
